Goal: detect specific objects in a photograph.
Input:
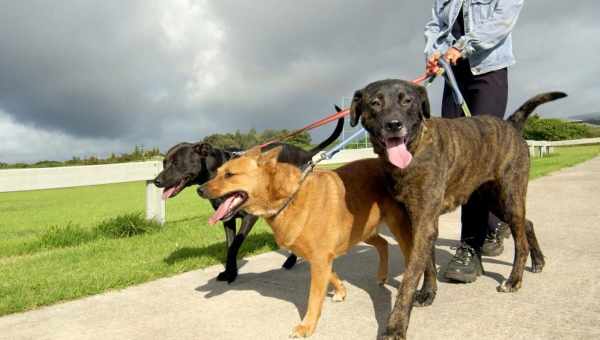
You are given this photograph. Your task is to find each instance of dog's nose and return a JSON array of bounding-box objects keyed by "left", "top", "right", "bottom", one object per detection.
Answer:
[
  {"left": 385, "top": 120, "right": 403, "bottom": 132},
  {"left": 153, "top": 178, "right": 163, "bottom": 187}
]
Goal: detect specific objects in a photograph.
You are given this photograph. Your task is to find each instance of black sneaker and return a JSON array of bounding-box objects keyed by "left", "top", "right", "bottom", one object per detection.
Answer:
[
  {"left": 481, "top": 222, "right": 510, "bottom": 257},
  {"left": 482, "top": 229, "right": 504, "bottom": 257},
  {"left": 497, "top": 221, "right": 511, "bottom": 239},
  {"left": 444, "top": 243, "right": 483, "bottom": 283}
]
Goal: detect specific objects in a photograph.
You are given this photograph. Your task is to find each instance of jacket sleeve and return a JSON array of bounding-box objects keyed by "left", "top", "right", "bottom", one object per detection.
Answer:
[
  {"left": 424, "top": 6, "right": 443, "bottom": 59},
  {"left": 454, "top": 0, "right": 524, "bottom": 57}
]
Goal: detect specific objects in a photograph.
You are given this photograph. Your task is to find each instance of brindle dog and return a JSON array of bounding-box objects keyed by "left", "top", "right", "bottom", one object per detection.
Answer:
[{"left": 349, "top": 79, "right": 566, "bottom": 339}]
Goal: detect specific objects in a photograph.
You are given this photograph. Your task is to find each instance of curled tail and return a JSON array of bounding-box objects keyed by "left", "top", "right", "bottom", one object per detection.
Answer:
[
  {"left": 508, "top": 92, "right": 567, "bottom": 131},
  {"left": 308, "top": 105, "right": 345, "bottom": 156}
]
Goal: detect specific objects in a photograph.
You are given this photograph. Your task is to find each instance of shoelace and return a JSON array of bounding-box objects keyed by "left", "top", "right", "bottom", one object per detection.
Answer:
[
  {"left": 485, "top": 230, "right": 499, "bottom": 242},
  {"left": 449, "top": 244, "right": 475, "bottom": 265}
]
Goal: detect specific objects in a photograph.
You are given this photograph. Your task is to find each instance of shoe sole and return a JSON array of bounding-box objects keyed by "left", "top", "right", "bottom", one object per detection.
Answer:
[
  {"left": 444, "top": 270, "right": 480, "bottom": 283},
  {"left": 444, "top": 259, "right": 484, "bottom": 283},
  {"left": 481, "top": 245, "right": 504, "bottom": 257}
]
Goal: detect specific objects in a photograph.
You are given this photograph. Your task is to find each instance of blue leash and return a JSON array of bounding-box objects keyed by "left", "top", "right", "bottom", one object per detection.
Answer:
[
  {"left": 316, "top": 127, "right": 367, "bottom": 163},
  {"left": 437, "top": 57, "right": 472, "bottom": 117}
]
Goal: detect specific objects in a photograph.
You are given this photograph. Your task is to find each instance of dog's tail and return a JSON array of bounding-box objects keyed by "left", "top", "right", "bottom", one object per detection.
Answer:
[
  {"left": 507, "top": 92, "right": 567, "bottom": 131},
  {"left": 307, "top": 106, "right": 345, "bottom": 156}
]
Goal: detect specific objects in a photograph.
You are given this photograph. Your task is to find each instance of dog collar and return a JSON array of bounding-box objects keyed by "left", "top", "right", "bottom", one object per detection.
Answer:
[{"left": 270, "top": 162, "right": 315, "bottom": 219}]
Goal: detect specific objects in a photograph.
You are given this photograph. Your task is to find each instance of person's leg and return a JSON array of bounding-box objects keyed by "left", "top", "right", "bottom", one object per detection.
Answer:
[
  {"left": 466, "top": 67, "right": 508, "bottom": 118},
  {"left": 444, "top": 67, "right": 508, "bottom": 282},
  {"left": 445, "top": 190, "right": 486, "bottom": 283},
  {"left": 465, "top": 67, "right": 510, "bottom": 256}
]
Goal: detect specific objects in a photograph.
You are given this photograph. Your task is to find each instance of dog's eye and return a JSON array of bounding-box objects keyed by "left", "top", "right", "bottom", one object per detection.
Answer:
[
  {"left": 401, "top": 97, "right": 412, "bottom": 106},
  {"left": 224, "top": 172, "right": 234, "bottom": 179}
]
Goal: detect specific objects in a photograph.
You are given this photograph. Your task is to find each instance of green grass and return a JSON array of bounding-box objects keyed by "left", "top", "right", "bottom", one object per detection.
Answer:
[
  {"left": 0, "top": 184, "right": 276, "bottom": 316},
  {"left": 529, "top": 145, "right": 600, "bottom": 179},
  {"left": 0, "top": 145, "right": 599, "bottom": 316}
]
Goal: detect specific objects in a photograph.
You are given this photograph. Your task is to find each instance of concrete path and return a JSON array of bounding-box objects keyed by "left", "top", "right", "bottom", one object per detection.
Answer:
[{"left": 2, "top": 157, "right": 600, "bottom": 340}]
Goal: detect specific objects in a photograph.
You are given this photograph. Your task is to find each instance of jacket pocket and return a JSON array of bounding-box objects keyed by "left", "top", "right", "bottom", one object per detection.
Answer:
[{"left": 471, "top": 0, "right": 496, "bottom": 23}]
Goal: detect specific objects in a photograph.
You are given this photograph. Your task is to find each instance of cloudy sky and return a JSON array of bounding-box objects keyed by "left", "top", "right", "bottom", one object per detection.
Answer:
[{"left": 1, "top": 1, "right": 598, "bottom": 163}]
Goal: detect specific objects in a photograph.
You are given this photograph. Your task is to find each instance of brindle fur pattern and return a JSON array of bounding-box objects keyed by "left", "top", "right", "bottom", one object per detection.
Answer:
[{"left": 350, "top": 79, "right": 566, "bottom": 339}]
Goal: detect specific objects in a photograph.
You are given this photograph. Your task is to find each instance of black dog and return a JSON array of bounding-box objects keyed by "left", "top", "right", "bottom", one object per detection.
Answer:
[
  {"left": 349, "top": 79, "right": 565, "bottom": 339},
  {"left": 154, "top": 116, "right": 344, "bottom": 283}
]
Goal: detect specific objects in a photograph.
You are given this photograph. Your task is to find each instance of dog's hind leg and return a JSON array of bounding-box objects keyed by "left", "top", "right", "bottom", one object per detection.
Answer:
[
  {"left": 525, "top": 219, "right": 545, "bottom": 273},
  {"left": 365, "top": 234, "right": 389, "bottom": 285},
  {"left": 494, "top": 187, "right": 530, "bottom": 293},
  {"left": 282, "top": 253, "right": 298, "bottom": 270},
  {"left": 329, "top": 271, "right": 347, "bottom": 302},
  {"left": 217, "top": 219, "right": 240, "bottom": 283}
]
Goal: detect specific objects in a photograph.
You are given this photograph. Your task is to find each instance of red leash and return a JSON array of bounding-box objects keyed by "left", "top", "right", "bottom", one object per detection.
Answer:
[{"left": 260, "top": 73, "right": 431, "bottom": 148}]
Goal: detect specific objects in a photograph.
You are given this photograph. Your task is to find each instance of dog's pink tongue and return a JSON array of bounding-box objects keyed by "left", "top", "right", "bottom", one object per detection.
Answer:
[
  {"left": 162, "top": 187, "right": 177, "bottom": 200},
  {"left": 208, "top": 195, "right": 238, "bottom": 225},
  {"left": 386, "top": 141, "right": 413, "bottom": 169}
]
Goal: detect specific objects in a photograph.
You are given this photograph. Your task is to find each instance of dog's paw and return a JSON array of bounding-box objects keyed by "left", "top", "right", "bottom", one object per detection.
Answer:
[
  {"left": 332, "top": 290, "right": 346, "bottom": 302},
  {"left": 413, "top": 289, "right": 436, "bottom": 307},
  {"left": 497, "top": 280, "right": 521, "bottom": 293},
  {"left": 530, "top": 262, "right": 545, "bottom": 273},
  {"left": 379, "top": 334, "right": 405, "bottom": 340},
  {"left": 216, "top": 270, "right": 237, "bottom": 284},
  {"left": 290, "top": 324, "right": 314, "bottom": 338}
]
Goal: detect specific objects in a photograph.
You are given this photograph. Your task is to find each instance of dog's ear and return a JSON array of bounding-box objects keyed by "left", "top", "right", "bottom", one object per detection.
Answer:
[
  {"left": 258, "top": 146, "right": 283, "bottom": 167},
  {"left": 193, "top": 143, "right": 212, "bottom": 157},
  {"left": 349, "top": 90, "right": 364, "bottom": 127},
  {"left": 416, "top": 85, "right": 431, "bottom": 119},
  {"left": 245, "top": 146, "right": 261, "bottom": 159}
]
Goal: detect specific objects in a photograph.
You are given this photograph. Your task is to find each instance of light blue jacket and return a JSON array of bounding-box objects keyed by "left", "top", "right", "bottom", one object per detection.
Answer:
[{"left": 424, "top": 0, "right": 524, "bottom": 75}]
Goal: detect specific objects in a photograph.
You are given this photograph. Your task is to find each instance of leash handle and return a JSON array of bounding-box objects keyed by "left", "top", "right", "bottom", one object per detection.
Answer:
[{"left": 437, "top": 57, "right": 471, "bottom": 117}]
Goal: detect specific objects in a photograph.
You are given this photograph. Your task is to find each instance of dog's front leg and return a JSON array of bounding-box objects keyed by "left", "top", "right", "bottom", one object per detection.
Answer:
[
  {"left": 414, "top": 244, "right": 437, "bottom": 307},
  {"left": 384, "top": 213, "right": 439, "bottom": 340},
  {"left": 217, "top": 220, "right": 238, "bottom": 283},
  {"left": 290, "top": 258, "right": 333, "bottom": 338},
  {"left": 219, "top": 215, "right": 260, "bottom": 283}
]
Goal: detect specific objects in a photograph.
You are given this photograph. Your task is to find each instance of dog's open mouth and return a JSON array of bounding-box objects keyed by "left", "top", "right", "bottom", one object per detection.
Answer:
[
  {"left": 385, "top": 136, "right": 413, "bottom": 169},
  {"left": 208, "top": 191, "right": 248, "bottom": 225},
  {"left": 162, "top": 176, "right": 191, "bottom": 200}
]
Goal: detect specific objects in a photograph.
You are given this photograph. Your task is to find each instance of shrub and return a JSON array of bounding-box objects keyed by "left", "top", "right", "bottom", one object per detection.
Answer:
[
  {"left": 523, "top": 115, "right": 591, "bottom": 141},
  {"left": 39, "top": 223, "right": 95, "bottom": 248},
  {"left": 95, "top": 212, "right": 162, "bottom": 238}
]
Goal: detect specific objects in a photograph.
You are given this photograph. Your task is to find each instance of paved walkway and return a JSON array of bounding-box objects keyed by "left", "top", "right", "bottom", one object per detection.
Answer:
[{"left": 2, "top": 158, "right": 600, "bottom": 340}]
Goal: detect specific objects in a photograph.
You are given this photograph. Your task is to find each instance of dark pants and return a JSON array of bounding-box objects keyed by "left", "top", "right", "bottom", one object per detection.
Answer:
[{"left": 441, "top": 59, "right": 508, "bottom": 252}]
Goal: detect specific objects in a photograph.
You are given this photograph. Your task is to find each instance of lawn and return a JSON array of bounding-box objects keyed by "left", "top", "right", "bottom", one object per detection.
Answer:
[{"left": 0, "top": 144, "right": 599, "bottom": 316}]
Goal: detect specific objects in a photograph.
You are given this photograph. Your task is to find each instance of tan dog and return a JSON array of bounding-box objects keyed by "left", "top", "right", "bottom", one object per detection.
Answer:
[{"left": 198, "top": 146, "right": 412, "bottom": 337}]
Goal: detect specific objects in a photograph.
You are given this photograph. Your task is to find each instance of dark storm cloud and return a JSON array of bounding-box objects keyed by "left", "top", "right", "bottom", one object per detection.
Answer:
[{"left": 0, "top": 1, "right": 598, "bottom": 162}]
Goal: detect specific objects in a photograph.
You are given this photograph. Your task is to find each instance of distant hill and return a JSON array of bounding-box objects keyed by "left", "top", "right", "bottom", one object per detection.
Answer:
[{"left": 569, "top": 112, "right": 600, "bottom": 125}]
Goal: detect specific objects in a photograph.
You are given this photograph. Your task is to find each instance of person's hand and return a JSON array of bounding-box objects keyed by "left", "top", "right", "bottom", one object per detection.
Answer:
[
  {"left": 444, "top": 47, "right": 462, "bottom": 65},
  {"left": 426, "top": 51, "right": 441, "bottom": 75}
]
